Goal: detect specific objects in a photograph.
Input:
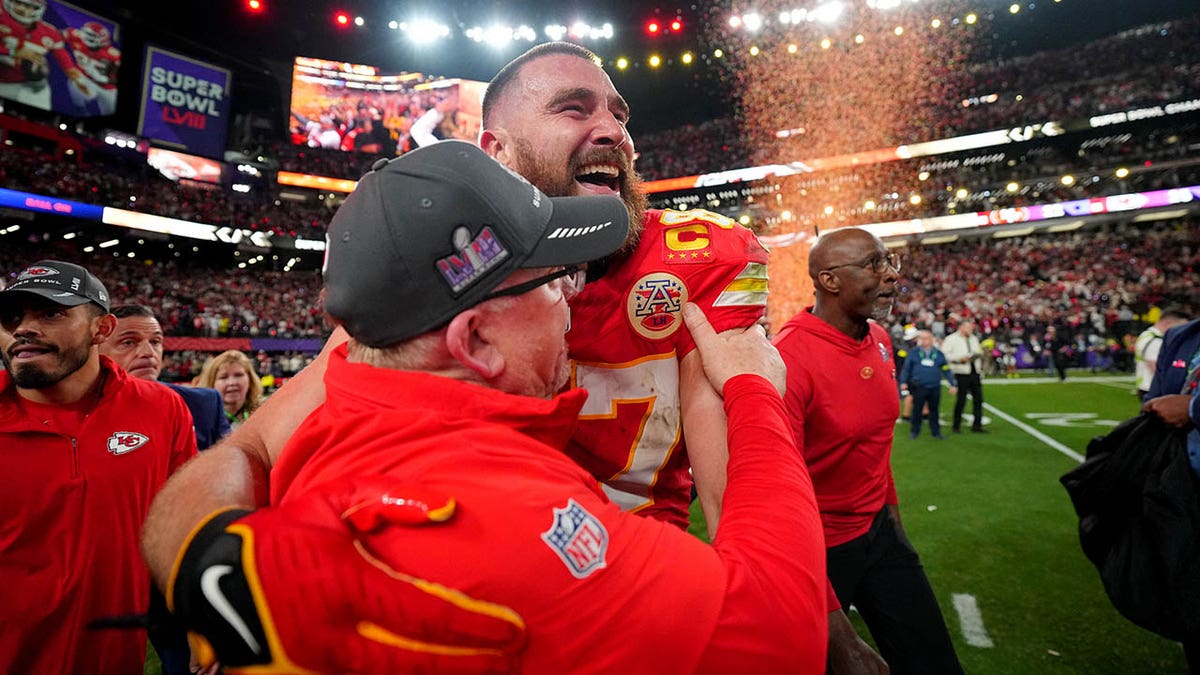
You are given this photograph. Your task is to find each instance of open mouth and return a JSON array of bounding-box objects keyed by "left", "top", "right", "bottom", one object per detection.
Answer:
[{"left": 574, "top": 163, "right": 621, "bottom": 194}]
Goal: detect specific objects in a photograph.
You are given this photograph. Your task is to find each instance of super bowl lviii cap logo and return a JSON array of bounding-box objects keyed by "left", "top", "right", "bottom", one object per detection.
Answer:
[
  {"left": 627, "top": 272, "right": 689, "bottom": 340},
  {"left": 436, "top": 226, "right": 510, "bottom": 294}
]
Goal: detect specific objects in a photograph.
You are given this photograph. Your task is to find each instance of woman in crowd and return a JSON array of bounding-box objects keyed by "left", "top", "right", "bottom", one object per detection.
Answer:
[{"left": 197, "top": 350, "right": 262, "bottom": 429}]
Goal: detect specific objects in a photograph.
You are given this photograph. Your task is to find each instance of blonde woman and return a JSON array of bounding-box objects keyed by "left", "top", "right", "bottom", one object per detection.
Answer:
[{"left": 197, "top": 350, "right": 262, "bottom": 429}]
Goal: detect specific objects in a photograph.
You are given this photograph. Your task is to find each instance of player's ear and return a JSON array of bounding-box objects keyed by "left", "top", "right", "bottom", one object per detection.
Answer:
[
  {"left": 478, "top": 128, "right": 509, "bottom": 166},
  {"left": 444, "top": 309, "right": 505, "bottom": 380}
]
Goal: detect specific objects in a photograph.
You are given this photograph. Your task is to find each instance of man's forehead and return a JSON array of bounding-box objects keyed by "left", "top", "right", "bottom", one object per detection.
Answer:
[
  {"left": 520, "top": 55, "right": 626, "bottom": 106},
  {"left": 116, "top": 316, "right": 163, "bottom": 333}
]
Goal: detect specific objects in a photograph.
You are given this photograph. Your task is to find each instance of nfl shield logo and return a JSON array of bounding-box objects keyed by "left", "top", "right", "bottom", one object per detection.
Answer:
[{"left": 541, "top": 499, "right": 609, "bottom": 579}]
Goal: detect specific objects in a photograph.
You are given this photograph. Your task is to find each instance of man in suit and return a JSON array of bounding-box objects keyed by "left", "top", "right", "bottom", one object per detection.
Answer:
[
  {"left": 100, "top": 304, "right": 229, "bottom": 450},
  {"left": 98, "top": 303, "right": 228, "bottom": 675}
]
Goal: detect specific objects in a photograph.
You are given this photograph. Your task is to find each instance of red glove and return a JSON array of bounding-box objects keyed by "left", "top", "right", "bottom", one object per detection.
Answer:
[{"left": 167, "top": 482, "right": 527, "bottom": 673}]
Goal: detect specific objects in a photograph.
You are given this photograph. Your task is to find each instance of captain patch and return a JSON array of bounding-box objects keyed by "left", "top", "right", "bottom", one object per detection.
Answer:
[
  {"left": 627, "top": 272, "right": 688, "bottom": 341},
  {"left": 542, "top": 499, "right": 608, "bottom": 579}
]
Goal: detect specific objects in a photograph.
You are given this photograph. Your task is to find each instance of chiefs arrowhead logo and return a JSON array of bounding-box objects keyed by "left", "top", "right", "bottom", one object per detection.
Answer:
[
  {"left": 107, "top": 432, "right": 149, "bottom": 455},
  {"left": 19, "top": 267, "right": 59, "bottom": 280}
]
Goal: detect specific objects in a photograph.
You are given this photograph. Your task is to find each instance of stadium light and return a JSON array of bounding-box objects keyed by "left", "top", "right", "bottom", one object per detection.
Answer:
[
  {"left": 333, "top": 11, "right": 351, "bottom": 27},
  {"left": 1009, "top": 3, "right": 1020, "bottom": 13},
  {"left": 742, "top": 12, "right": 763, "bottom": 31},
  {"left": 713, "top": 48, "right": 724, "bottom": 58},
  {"left": 400, "top": 19, "right": 452, "bottom": 44},
  {"left": 854, "top": 34, "right": 865, "bottom": 44},
  {"left": 648, "top": 55, "right": 661, "bottom": 67},
  {"left": 820, "top": 38, "right": 832, "bottom": 49},
  {"left": 931, "top": 18, "right": 942, "bottom": 28},
  {"left": 728, "top": 15, "right": 742, "bottom": 29},
  {"left": 788, "top": 43, "right": 798, "bottom": 53},
  {"left": 245, "top": 0, "right": 264, "bottom": 13},
  {"left": 670, "top": 18, "right": 682, "bottom": 32},
  {"left": 894, "top": 26, "right": 904, "bottom": 35},
  {"left": 681, "top": 52, "right": 693, "bottom": 64},
  {"left": 545, "top": 24, "right": 567, "bottom": 40},
  {"left": 811, "top": 2, "right": 844, "bottom": 24},
  {"left": 965, "top": 13, "right": 978, "bottom": 24},
  {"left": 646, "top": 20, "right": 661, "bottom": 35},
  {"left": 616, "top": 57, "right": 629, "bottom": 70},
  {"left": 1115, "top": 167, "right": 1130, "bottom": 178},
  {"left": 1060, "top": 174, "right": 1075, "bottom": 186},
  {"left": 749, "top": 45, "right": 760, "bottom": 56}
]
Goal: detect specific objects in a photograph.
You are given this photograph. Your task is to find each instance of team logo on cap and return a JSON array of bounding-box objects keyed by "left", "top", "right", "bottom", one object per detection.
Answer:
[
  {"left": 107, "top": 432, "right": 149, "bottom": 455},
  {"left": 627, "top": 272, "right": 688, "bottom": 341},
  {"left": 436, "top": 226, "right": 510, "bottom": 294},
  {"left": 18, "top": 266, "right": 59, "bottom": 280},
  {"left": 541, "top": 499, "right": 608, "bottom": 579}
]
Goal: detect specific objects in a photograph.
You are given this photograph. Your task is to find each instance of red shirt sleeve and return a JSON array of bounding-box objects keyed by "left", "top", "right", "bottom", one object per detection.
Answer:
[{"left": 699, "top": 374, "right": 828, "bottom": 673}]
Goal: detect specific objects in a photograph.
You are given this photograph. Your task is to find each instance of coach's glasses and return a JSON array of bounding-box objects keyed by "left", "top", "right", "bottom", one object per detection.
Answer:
[
  {"left": 481, "top": 265, "right": 587, "bottom": 303},
  {"left": 821, "top": 252, "right": 902, "bottom": 275}
]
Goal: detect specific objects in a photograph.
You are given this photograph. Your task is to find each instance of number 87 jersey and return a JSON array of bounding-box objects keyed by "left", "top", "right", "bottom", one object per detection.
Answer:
[{"left": 563, "top": 208, "right": 770, "bottom": 529}]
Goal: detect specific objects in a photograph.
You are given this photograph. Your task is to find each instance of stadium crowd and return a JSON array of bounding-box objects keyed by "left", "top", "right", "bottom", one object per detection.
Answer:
[{"left": 887, "top": 219, "right": 1198, "bottom": 374}]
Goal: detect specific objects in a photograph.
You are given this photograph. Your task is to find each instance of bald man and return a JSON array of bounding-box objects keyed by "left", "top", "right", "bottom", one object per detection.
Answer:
[{"left": 773, "top": 228, "right": 962, "bottom": 675}]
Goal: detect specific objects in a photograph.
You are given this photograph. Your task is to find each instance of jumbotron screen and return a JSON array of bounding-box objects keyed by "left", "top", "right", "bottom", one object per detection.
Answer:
[{"left": 288, "top": 56, "right": 486, "bottom": 156}]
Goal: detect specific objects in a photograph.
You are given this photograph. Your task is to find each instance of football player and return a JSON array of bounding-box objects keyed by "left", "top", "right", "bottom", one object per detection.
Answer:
[
  {"left": 0, "top": 0, "right": 92, "bottom": 109},
  {"left": 64, "top": 20, "right": 119, "bottom": 114},
  {"left": 143, "top": 41, "right": 771, "bottom": 591}
]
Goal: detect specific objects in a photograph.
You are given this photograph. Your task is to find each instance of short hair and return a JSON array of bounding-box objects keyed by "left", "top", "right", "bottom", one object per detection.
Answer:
[
  {"left": 111, "top": 304, "right": 157, "bottom": 321},
  {"left": 1160, "top": 304, "right": 1190, "bottom": 321},
  {"left": 482, "top": 41, "right": 600, "bottom": 127}
]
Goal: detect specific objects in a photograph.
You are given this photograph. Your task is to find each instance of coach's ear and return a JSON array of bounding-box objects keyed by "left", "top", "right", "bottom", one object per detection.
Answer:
[{"left": 444, "top": 308, "right": 505, "bottom": 381}]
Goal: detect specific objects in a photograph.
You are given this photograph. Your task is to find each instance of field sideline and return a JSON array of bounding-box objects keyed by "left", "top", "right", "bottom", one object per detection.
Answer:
[{"left": 692, "top": 372, "right": 1189, "bottom": 674}]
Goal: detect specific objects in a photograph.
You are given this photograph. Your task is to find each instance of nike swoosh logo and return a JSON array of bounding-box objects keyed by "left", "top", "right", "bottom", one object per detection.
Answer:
[{"left": 200, "top": 565, "right": 263, "bottom": 655}]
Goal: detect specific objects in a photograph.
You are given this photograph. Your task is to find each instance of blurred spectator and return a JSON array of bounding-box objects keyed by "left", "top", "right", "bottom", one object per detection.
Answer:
[
  {"left": 196, "top": 349, "right": 262, "bottom": 429},
  {"left": 1134, "top": 306, "right": 1191, "bottom": 400}
]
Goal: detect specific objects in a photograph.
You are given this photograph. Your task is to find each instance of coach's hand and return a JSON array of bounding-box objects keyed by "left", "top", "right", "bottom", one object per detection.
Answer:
[
  {"left": 167, "top": 483, "right": 526, "bottom": 674},
  {"left": 683, "top": 302, "right": 785, "bottom": 396}
]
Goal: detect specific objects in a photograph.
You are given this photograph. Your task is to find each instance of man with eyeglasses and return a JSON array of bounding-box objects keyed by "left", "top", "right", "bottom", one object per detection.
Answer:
[
  {"left": 774, "top": 227, "right": 963, "bottom": 674},
  {"left": 153, "top": 141, "right": 829, "bottom": 673}
]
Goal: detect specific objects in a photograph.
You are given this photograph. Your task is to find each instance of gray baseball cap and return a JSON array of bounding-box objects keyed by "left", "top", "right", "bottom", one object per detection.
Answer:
[
  {"left": 1, "top": 260, "right": 110, "bottom": 312},
  {"left": 322, "top": 140, "right": 629, "bottom": 347}
]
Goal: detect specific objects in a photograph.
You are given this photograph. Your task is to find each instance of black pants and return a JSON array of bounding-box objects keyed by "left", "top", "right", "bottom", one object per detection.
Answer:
[
  {"left": 827, "top": 508, "right": 963, "bottom": 675},
  {"left": 952, "top": 372, "right": 984, "bottom": 431},
  {"left": 910, "top": 385, "right": 943, "bottom": 437}
]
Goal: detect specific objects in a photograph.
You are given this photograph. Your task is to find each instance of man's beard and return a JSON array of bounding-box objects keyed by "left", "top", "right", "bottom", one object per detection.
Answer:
[
  {"left": 1, "top": 337, "right": 92, "bottom": 390},
  {"left": 509, "top": 137, "right": 647, "bottom": 262}
]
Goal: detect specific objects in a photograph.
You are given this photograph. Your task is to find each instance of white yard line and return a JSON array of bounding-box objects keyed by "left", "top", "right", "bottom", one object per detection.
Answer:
[
  {"left": 952, "top": 593, "right": 995, "bottom": 648},
  {"left": 981, "top": 402, "right": 1086, "bottom": 463},
  {"left": 978, "top": 375, "right": 1134, "bottom": 386}
]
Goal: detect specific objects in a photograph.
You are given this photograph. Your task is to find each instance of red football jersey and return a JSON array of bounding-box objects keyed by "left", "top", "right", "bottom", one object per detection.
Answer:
[
  {"left": 65, "top": 29, "right": 120, "bottom": 90},
  {"left": 0, "top": 15, "right": 72, "bottom": 84},
  {"left": 565, "top": 208, "right": 769, "bottom": 528}
]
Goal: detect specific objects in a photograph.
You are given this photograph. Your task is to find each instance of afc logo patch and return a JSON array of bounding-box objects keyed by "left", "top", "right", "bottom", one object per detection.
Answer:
[
  {"left": 541, "top": 499, "right": 609, "bottom": 579},
  {"left": 627, "top": 272, "right": 689, "bottom": 341},
  {"left": 107, "top": 432, "right": 149, "bottom": 455}
]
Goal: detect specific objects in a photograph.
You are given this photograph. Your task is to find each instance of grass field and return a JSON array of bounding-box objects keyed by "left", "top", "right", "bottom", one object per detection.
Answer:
[
  {"left": 692, "top": 371, "right": 1189, "bottom": 674},
  {"left": 148, "top": 373, "right": 1188, "bottom": 674}
]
